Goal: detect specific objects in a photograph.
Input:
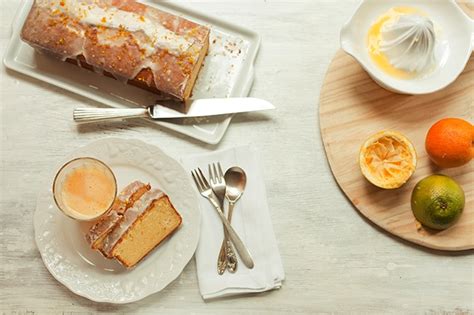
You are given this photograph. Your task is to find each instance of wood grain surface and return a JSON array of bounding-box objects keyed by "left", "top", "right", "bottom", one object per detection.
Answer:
[{"left": 320, "top": 51, "right": 473, "bottom": 251}]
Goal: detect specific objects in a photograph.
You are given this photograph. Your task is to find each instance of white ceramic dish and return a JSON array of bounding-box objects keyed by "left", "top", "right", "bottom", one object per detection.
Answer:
[
  {"left": 340, "top": 0, "right": 473, "bottom": 94},
  {"left": 34, "top": 138, "right": 201, "bottom": 303},
  {"left": 3, "top": 0, "right": 261, "bottom": 144}
]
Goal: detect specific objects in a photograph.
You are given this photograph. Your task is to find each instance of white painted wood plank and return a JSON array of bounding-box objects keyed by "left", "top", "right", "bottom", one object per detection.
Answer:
[{"left": 1, "top": 1, "right": 472, "bottom": 313}]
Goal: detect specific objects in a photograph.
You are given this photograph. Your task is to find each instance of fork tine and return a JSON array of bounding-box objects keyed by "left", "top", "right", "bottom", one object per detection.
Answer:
[
  {"left": 208, "top": 164, "right": 213, "bottom": 184},
  {"left": 217, "top": 162, "right": 224, "bottom": 179},
  {"left": 196, "top": 168, "right": 206, "bottom": 190},
  {"left": 191, "top": 170, "right": 202, "bottom": 191},
  {"left": 212, "top": 163, "right": 218, "bottom": 182},
  {"left": 192, "top": 170, "right": 204, "bottom": 192},
  {"left": 191, "top": 170, "right": 197, "bottom": 188},
  {"left": 207, "top": 164, "right": 217, "bottom": 183},
  {"left": 197, "top": 168, "right": 209, "bottom": 188}
]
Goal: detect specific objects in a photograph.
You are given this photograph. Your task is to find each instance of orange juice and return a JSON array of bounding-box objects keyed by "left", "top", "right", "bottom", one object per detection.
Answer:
[
  {"left": 53, "top": 158, "right": 117, "bottom": 221},
  {"left": 367, "top": 7, "right": 425, "bottom": 79}
]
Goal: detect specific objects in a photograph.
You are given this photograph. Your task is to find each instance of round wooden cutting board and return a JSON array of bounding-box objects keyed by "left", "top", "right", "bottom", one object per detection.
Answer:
[{"left": 319, "top": 50, "right": 473, "bottom": 251}]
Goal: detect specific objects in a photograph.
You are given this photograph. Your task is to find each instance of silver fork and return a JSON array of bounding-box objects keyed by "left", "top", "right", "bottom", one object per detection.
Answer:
[
  {"left": 191, "top": 168, "right": 254, "bottom": 269},
  {"left": 209, "top": 163, "right": 237, "bottom": 274}
]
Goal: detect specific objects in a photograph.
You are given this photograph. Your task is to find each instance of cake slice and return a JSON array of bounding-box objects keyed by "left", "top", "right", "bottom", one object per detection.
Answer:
[
  {"left": 86, "top": 181, "right": 150, "bottom": 251},
  {"left": 102, "top": 189, "right": 182, "bottom": 267}
]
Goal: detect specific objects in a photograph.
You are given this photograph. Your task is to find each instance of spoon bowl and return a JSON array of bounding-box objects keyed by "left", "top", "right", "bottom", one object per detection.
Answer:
[
  {"left": 223, "top": 166, "right": 254, "bottom": 269},
  {"left": 224, "top": 167, "right": 247, "bottom": 203}
]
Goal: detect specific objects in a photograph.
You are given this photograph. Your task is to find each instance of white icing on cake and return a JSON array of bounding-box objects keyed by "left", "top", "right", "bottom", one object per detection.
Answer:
[
  {"left": 114, "top": 181, "right": 149, "bottom": 214},
  {"left": 86, "top": 211, "right": 122, "bottom": 245},
  {"left": 86, "top": 181, "right": 148, "bottom": 246},
  {"left": 36, "top": 0, "right": 193, "bottom": 56}
]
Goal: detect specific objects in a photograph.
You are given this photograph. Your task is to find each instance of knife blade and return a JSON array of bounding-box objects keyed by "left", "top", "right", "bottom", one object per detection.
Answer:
[
  {"left": 150, "top": 97, "right": 275, "bottom": 119},
  {"left": 73, "top": 97, "right": 275, "bottom": 123}
]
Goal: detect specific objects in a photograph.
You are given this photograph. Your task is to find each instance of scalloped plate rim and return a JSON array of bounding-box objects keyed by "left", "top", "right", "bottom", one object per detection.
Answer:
[{"left": 33, "top": 138, "right": 201, "bottom": 303}]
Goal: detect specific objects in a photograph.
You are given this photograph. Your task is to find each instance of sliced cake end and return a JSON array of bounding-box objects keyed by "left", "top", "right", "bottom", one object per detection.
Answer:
[{"left": 112, "top": 196, "right": 182, "bottom": 268}]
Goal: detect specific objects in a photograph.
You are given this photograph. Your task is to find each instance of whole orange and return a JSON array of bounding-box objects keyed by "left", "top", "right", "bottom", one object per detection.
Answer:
[{"left": 425, "top": 118, "right": 473, "bottom": 168}]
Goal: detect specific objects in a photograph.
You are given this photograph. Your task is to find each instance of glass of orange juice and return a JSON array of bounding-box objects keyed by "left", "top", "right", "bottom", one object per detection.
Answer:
[{"left": 52, "top": 157, "right": 117, "bottom": 221}]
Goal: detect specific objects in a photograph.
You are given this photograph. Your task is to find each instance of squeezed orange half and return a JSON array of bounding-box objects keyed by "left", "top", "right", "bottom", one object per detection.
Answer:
[{"left": 359, "top": 131, "right": 417, "bottom": 189}]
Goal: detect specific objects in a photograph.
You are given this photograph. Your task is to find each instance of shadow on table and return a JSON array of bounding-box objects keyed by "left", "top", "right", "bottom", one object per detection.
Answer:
[{"left": 332, "top": 180, "right": 474, "bottom": 256}]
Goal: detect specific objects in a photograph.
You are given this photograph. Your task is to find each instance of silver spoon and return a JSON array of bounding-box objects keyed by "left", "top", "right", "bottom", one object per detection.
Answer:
[{"left": 223, "top": 167, "right": 253, "bottom": 270}]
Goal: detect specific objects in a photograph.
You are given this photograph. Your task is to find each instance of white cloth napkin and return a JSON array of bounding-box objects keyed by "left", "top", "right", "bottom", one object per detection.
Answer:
[{"left": 181, "top": 145, "right": 285, "bottom": 300}]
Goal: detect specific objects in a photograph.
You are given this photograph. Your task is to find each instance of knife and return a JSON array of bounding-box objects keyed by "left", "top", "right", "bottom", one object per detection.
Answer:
[{"left": 73, "top": 98, "right": 274, "bottom": 123}]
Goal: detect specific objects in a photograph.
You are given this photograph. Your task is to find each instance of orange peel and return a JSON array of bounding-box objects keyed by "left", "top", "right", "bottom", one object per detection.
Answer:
[{"left": 359, "top": 130, "right": 417, "bottom": 189}]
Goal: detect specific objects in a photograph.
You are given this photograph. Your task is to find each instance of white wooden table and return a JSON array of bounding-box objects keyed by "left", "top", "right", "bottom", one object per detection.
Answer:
[{"left": 1, "top": 1, "right": 473, "bottom": 313}]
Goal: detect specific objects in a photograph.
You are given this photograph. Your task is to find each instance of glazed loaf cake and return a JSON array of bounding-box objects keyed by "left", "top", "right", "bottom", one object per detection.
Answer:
[{"left": 21, "top": 0, "right": 210, "bottom": 112}]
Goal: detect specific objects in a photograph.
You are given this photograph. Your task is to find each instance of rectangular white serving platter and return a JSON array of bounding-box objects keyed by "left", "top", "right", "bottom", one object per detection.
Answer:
[{"left": 3, "top": 0, "right": 261, "bottom": 144}]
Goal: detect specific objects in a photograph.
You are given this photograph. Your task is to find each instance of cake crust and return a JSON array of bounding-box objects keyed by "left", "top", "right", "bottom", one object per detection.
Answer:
[{"left": 20, "top": 0, "right": 210, "bottom": 112}]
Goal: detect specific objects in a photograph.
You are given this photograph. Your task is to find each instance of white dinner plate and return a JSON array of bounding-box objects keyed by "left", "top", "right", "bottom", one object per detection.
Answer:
[
  {"left": 3, "top": 0, "right": 261, "bottom": 144},
  {"left": 34, "top": 138, "right": 201, "bottom": 303}
]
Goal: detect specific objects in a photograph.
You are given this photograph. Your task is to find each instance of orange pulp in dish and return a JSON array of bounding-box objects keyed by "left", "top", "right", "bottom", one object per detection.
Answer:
[{"left": 367, "top": 7, "right": 425, "bottom": 79}]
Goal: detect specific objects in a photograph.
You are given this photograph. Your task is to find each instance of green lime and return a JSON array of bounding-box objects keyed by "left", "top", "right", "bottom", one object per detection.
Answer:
[{"left": 411, "top": 174, "right": 465, "bottom": 230}]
